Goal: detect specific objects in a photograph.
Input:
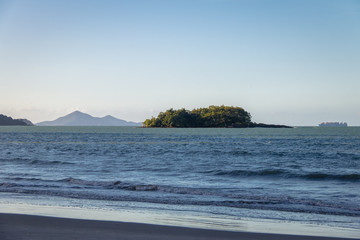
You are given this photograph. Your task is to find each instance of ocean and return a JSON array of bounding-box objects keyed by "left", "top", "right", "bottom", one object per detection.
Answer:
[{"left": 0, "top": 126, "right": 359, "bottom": 237}]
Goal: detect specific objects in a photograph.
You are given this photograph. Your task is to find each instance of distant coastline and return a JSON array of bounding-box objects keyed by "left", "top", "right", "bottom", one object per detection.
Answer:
[{"left": 1, "top": 108, "right": 294, "bottom": 128}]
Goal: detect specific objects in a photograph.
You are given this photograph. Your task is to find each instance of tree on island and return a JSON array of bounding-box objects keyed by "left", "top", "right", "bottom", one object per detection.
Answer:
[
  {"left": 0, "top": 114, "right": 32, "bottom": 126},
  {"left": 143, "top": 105, "right": 252, "bottom": 128}
]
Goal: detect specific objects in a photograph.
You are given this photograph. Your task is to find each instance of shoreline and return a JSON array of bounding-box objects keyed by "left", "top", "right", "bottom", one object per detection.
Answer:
[
  {"left": 1, "top": 199, "right": 359, "bottom": 239},
  {"left": 0, "top": 213, "right": 357, "bottom": 240}
]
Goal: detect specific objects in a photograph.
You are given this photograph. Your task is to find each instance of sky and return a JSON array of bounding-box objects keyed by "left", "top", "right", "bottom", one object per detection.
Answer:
[{"left": 0, "top": 0, "right": 359, "bottom": 126}]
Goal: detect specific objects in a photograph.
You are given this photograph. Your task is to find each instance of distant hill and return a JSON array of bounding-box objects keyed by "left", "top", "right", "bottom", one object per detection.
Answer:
[
  {"left": 0, "top": 114, "right": 33, "bottom": 126},
  {"left": 36, "top": 111, "right": 141, "bottom": 126}
]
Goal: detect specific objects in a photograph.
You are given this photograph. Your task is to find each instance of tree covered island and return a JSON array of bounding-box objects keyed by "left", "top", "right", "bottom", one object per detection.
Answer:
[
  {"left": 143, "top": 105, "right": 291, "bottom": 128},
  {"left": 0, "top": 114, "right": 33, "bottom": 126}
]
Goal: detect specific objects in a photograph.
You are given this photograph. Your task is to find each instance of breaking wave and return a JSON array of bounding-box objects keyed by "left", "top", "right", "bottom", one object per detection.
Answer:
[
  {"left": 209, "top": 169, "right": 360, "bottom": 182},
  {"left": 1, "top": 176, "right": 359, "bottom": 217}
]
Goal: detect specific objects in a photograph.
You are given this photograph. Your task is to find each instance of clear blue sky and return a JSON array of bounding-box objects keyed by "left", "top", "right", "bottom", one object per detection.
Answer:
[{"left": 1, "top": 0, "right": 359, "bottom": 125}]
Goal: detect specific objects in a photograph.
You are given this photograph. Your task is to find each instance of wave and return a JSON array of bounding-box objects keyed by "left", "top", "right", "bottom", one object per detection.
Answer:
[
  {"left": 4, "top": 177, "right": 43, "bottom": 182},
  {"left": 30, "top": 160, "right": 74, "bottom": 165},
  {"left": 1, "top": 176, "right": 235, "bottom": 199},
  {"left": 1, "top": 178, "right": 359, "bottom": 217},
  {"left": 1, "top": 158, "right": 74, "bottom": 165},
  {"left": 304, "top": 173, "right": 360, "bottom": 181},
  {"left": 0, "top": 177, "right": 159, "bottom": 192},
  {"left": 59, "top": 177, "right": 159, "bottom": 191},
  {"left": 212, "top": 169, "right": 286, "bottom": 177},
  {"left": 201, "top": 147, "right": 360, "bottom": 162},
  {"left": 209, "top": 169, "right": 360, "bottom": 182}
]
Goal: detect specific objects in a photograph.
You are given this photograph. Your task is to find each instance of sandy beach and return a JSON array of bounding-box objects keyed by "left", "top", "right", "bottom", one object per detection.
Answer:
[{"left": 0, "top": 213, "right": 357, "bottom": 240}]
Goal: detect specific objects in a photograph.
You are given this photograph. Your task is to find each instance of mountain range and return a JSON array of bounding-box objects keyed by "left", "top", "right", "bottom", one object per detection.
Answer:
[{"left": 36, "top": 111, "right": 141, "bottom": 126}]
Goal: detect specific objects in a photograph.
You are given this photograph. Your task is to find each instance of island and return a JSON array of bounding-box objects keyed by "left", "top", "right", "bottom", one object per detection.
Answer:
[
  {"left": 0, "top": 114, "right": 33, "bottom": 126},
  {"left": 36, "top": 111, "right": 141, "bottom": 126},
  {"left": 319, "top": 122, "right": 348, "bottom": 127},
  {"left": 143, "top": 106, "right": 291, "bottom": 128}
]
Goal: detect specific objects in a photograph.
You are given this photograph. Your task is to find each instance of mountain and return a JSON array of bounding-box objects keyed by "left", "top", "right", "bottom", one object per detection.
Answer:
[
  {"left": 36, "top": 111, "right": 141, "bottom": 126},
  {"left": 0, "top": 114, "right": 33, "bottom": 126}
]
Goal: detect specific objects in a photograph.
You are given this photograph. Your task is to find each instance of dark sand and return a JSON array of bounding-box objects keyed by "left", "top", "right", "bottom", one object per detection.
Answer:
[{"left": 0, "top": 213, "right": 357, "bottom": 240}]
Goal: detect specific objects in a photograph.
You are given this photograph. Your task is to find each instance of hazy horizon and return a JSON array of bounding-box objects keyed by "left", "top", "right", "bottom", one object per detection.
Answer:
[
  {"left": 1, "top": 0, "right": 359, "bottom": 126},
  {"left": 29, "top": 109, "right": 359, "bottom": 126}
]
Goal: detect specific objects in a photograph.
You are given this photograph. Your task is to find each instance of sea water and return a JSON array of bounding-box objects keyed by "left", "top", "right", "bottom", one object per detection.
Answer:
[{"left": 0, "top": 126, "right": 359, "bottom": 237}]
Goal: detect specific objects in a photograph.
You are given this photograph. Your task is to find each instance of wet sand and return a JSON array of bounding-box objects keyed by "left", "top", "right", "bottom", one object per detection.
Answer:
[{"left": 0, "top": 213, "right": 356, "bottom": 240}]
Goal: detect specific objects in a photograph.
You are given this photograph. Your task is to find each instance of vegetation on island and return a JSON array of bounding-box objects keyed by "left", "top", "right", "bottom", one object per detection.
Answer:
[
  {"left": 0, "top": 114, "right": 33, "bottom": 126},
  {"left": 143, "top": 105, "right": 253, "bottom": 128},
  {"left": 143, "top": 105, "right": 292, "bottom": 128}
]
